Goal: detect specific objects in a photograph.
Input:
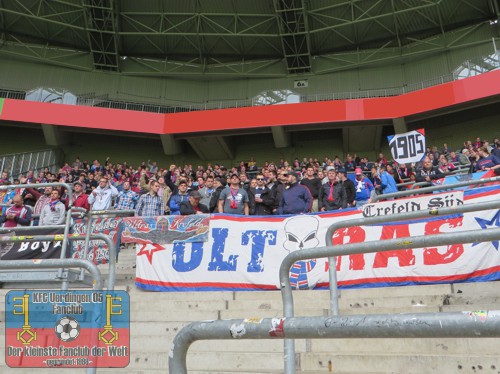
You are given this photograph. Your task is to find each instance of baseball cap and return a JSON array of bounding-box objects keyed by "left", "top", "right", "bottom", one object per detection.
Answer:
[
  {"left": 288, "top": 171, "right": 299, "bottom": 179},
  {"left": 189, "top": 190, "right": 202, "bottom": 198},
  {"left": 73, "top": 181, "right": 82, "bottom": 186},
  {"left": 337, "top": 168, "right": 346, "bottom": 174},
  {"left": 230, "top": 173, "right": 240, "bottom": 179},
  {"left": 355, "top": 168, "right": 363, "bottom": 175}
]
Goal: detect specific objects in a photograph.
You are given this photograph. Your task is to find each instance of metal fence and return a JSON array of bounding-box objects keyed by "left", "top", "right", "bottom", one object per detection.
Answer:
[{"left": 0, "top": 149, "right": 64, "bottom": 180}]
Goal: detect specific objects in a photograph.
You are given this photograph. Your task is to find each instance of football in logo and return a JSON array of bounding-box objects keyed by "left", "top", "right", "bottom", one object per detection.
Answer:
[{"left": 54, "top": 316, "right": 80, "bottom": 342}]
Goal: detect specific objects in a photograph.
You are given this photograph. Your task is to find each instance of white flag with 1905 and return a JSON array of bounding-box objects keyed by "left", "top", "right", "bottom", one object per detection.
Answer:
[{"left": 388, "top": 128, "right": 426, "bottom": 164}]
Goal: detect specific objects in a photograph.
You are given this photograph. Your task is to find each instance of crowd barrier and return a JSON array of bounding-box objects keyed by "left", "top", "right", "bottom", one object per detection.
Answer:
[
  {"left": 168, "top": 175, "right": 500, "bottom": 373},
  {"left": 170, "top": 225, "right": 500, "bottom": 374}
]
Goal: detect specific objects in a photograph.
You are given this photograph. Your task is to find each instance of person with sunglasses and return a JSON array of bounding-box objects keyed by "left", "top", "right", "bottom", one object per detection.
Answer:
[{"left": 251, "top": 173, "right": 275, "bottom": 215}]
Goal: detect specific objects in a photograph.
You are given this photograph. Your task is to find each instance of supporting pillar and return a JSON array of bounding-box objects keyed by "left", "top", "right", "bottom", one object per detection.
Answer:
[
  {"left": 271, "top": 126, "right": 291, "bottom": 148},
  {"left": 392, "top": 117, "right": 408, "bottom": 134},
  {"left": 186, "top": 136, "right": 233, "bottom": 161},
  {"left": 160, "top": 134, "right": 183, "bottom": 155},
  {"left": 41, "top": 124, "right": 69, "bottom": 146}
]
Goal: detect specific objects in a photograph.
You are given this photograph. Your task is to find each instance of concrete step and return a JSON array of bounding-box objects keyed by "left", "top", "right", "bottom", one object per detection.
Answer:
[
  {"left": 227, "top": 294, "right": 447, "bottom": 312},
  {"left": 129, "top": 351, "right": 285, "bottom": 371},
  {"left": 299, "top": 352, "right": 500, "bottom": 373},
  {"left": 451, "top": 281, "right": 500, "bottom": 296},
  {"left": 310, "top": 337, "right": 500, "bottom": 355},
  {"left": 220, "top": 306, "right": 441, "bottom": 320}
]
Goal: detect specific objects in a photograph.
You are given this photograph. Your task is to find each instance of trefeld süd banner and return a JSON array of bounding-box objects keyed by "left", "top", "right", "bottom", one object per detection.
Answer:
[{"left": 135, "top": 185, "right": 500, "bottom": 291}]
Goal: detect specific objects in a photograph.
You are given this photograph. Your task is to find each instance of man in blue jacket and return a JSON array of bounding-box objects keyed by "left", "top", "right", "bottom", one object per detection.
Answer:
[
  {"left": 378, "top": 164, "right": 398, "bottom": 195},
  {"left": 277, "top": 171, "right": 312, "bottom": 215}
]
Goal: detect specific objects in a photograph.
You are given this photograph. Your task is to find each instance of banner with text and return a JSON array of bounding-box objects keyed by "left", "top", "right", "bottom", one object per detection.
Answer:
[
  {"left": 136, "top": 185, "right": 500, "bottom": 291},
  {"left": 1, "top": 228, "right": 66, "bottom": 260},
  {"left": 361, "top": 191, "right": 464, "bottom": 218},
  {"left": 388, "top": 128, "right": 426, "bottom": 164},
  {"left": 121, "top": 215, "right": 210, "bottom": 245},
  {"left": 71, "top": 217, "right": 123, "bottom": 265}
]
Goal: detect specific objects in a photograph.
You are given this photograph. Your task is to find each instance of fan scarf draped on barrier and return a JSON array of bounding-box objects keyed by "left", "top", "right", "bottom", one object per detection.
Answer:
[{"left": 134, "top": 184, "right": 500, "bottom": 292}]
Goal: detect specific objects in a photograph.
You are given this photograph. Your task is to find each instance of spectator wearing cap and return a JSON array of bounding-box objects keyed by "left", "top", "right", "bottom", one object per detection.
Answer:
[
  {"left": 277, "top": 171, "right": 312, "bottom": 215},
  {"left": 135, "top": 180, "right": 164, "bottom": 217},
  {"left": 66, "top": 181, "right": 90, "bottom": 211},
  {"left": 318, "top": 168, "right": 346, "bottom": 211},
  {"left": 218, "top": 173, "right": 249, "bottom": 215},
  {"left": 169, "top": 179, "right": 190, "bottom": 215},
  {"left": 336, "top": 169, "right": 356, "bottom": 207},
  {"left": 300, "top": 165, "right": 321, "bottom": 212},
  {"left": 180, "top": 190, "right": 210, "bottom": 215},
  {"left": 353, "top": 168, "right": 374, "bottom": 207}
]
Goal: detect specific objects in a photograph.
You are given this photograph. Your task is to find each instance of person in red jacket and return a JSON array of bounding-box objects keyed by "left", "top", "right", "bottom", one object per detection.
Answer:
[{"left": 66, "top": 181, "right": 90, "bottom": 211}]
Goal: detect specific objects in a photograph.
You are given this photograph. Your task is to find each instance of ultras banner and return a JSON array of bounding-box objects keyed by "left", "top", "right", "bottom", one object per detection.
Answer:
[
  {"left": 121, "top": 215, "right": 210, "bottom": 245},
  {"left": 135, "top": 185, "right": 500, "bottom": 292}
]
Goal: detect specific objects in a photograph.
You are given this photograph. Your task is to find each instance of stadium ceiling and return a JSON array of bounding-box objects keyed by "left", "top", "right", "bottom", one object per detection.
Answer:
[{"left": 0, "top": 0, "right": 498, "bottom": 78}]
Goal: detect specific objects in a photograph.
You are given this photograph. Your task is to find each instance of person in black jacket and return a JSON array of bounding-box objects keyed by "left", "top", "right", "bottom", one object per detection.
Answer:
[
  {"left": 209, "top": 177, "right": 226, "bottom": 213},
  {"left": 270, "top": 171, "right": 287, "bottom": 214},
  {"left": 251, "top": 173, "right": 275, "bottom": 215},
  {"left": 415, "top": 157, "right": 445, "bottom": 186},
  {"left": 318, "top": 169, "right": 347, "bottom": 211},
  {"left": 180, "top": 190, "right": 209, "bottom": 215},
  {"left": 337, "top": 169, "right": 355, "bottom": 207}
]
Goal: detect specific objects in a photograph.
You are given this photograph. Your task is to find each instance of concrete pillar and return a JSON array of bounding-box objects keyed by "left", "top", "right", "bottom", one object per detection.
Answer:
[
  {"left": 41, "top": 124, "right": 69, "bottom": 146},
  {"left": 271, "top": 126, "right": 291, "bottom": 148},
  {"left": 392, "top": 117, "right": 408, "bottom": 134},
  {"left": 160, "top": 134, "right": 183, "bottom": 155}
]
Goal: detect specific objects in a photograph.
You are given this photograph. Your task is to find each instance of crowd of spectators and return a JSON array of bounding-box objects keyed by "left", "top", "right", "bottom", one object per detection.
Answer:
[{"left": 0, "top": 137, "right": 499, "bottom": 225}]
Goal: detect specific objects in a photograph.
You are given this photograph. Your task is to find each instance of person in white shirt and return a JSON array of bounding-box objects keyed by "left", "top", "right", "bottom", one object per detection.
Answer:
[{"left": 88, "top": 177, "right": 119, "bottom": 211}]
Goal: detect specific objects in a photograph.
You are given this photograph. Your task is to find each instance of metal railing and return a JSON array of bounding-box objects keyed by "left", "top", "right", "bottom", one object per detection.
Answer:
[
  {"left": 373, "top": 176, "right": 500, "bottom": 202},
  {"left": 0, "top": 149, "right": 64, "bottom": 180},
  {"left": 169, "top": 226, "right": 500, "bottom": 373}
]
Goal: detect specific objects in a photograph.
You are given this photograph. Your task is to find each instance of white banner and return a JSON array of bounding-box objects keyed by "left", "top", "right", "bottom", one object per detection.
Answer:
[
  {"left": 362, "top": 191, "right": 464, "bottom": 218},
  {"left": 388, "top": 128, "right": 426, "bottom": 164},
  {"left": 136, "top": 185, "right": 500, "bottom": 291}
]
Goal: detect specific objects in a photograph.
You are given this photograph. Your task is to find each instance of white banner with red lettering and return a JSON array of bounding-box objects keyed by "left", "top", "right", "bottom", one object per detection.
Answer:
[{"left": 136, "top": 185, "right": 500, "bottom": 291}]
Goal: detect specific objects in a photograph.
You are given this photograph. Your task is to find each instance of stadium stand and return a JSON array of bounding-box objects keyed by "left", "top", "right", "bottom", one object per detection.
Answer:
[{"left": 1, "top": 1, "right": 500, "bottom": 373}]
